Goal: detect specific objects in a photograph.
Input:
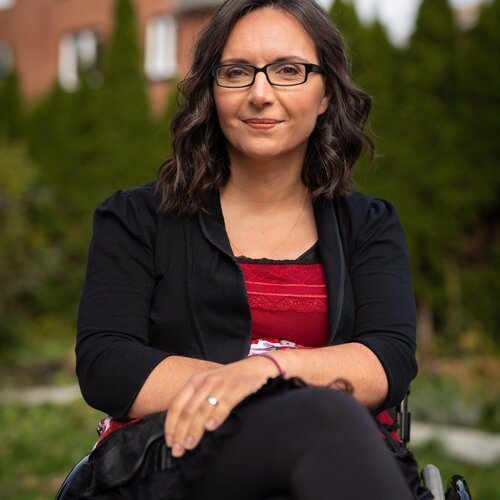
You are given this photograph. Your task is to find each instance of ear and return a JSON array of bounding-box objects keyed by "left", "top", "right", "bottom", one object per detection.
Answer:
[{"left": 318, "top": 86, "right": 332, "bottom": 116}]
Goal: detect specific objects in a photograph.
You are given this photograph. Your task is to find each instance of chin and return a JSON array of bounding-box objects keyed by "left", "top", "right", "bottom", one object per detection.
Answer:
[
  {"left": 242, "top": 148, "right": 286, "bottom": 161},
  {"left": 232, "top": 141, "right": 292, "bottom": 161}
]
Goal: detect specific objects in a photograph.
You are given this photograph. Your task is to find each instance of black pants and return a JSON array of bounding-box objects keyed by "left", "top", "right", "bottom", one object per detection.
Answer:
[
  {"left": 188, "top": 385, "right": 414, "bottom": 500},
  {"left": 67, "top": 379, "right": 418, "bottom": 499}
]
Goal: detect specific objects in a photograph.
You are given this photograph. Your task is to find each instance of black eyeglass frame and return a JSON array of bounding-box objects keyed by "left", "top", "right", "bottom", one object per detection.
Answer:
[{"left": 211, "top": 62, "right": 324, "bottom": 88}]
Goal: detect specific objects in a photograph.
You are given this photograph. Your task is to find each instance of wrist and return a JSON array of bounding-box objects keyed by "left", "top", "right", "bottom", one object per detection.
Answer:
[{"left": 249, "top": 353, "right": 286, "bottom": 377}]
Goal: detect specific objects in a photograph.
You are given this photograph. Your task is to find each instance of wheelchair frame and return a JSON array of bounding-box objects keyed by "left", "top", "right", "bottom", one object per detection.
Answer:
[{"left": 395, "top": 393, "right": 472, "bottom": 500}]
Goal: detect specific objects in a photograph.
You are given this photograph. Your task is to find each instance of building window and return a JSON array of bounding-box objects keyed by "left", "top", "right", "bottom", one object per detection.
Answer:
[
  {"left": 0, "top": 43, "right": 13, "bottom": 78},
  {"left": 0, "top": 0, "right": 16, "bottom": 11},
  {"left": 144, "top": 15, "right": 177, "bottom": 81},
  {"left": 58, "top": 29, "right": 100, "bottom": 92}
]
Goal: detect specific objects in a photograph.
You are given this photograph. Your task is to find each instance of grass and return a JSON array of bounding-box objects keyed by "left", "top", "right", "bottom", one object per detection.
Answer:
[
  {"left": 0, "top": 400, "right": 104, "bottom": 500},
  {"left": 1, "top": 399, "right": 499, "bottom": 499}
]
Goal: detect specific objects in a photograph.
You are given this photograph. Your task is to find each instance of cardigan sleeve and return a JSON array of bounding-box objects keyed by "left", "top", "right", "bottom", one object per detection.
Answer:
[
  {"left": 343, "top": 196, "right": 418, "bottom": 410},
  {"left": 76, "top": 186, "right": 169, "bottom": 418}
]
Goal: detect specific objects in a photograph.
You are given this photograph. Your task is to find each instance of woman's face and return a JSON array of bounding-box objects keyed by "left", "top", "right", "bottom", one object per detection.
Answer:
[{"left": 213, "top": 8, "right": 329, "bottom": 165}]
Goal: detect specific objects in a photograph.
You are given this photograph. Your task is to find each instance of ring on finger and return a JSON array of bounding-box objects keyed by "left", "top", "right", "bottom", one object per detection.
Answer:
[{"left": 206, "top": 396, "right": 219, "bottom": 407}]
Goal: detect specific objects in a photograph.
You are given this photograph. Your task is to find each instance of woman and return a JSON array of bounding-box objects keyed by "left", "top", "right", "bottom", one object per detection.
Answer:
[{"left": 71, "top": 0, "right": 428, "bottom": 498}]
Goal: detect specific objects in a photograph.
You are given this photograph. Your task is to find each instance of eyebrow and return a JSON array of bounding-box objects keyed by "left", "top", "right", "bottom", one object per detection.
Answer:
[{"left": 218, "top": 56, "right": 313, "bottom": 65}]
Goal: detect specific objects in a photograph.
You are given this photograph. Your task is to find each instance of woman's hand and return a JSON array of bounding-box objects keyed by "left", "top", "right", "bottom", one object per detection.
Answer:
[{"left": 164, "top": 356, "right": 279, "bottom": 457}]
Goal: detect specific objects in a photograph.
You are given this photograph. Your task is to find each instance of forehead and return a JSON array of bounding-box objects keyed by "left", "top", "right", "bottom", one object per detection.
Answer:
[{"left": 220, "top": 8, "right": 318, "bottom": 63}]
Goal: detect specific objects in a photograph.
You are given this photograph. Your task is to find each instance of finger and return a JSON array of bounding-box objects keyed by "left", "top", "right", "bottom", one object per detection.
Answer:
[
  {"left": 184, "top": 382, "right": 249, "bottom": 449},
  {"left": 164, "top": 382, "right": 197, "bottom": 448},
  {"left": 181, "top": 394, "right": 222, "bottom": 450},
  {"left": 202, "top": 392, "right": 240, "bottom": 432},
  {"left": 171, "top": 380, "right": 222, "bottom": 452},
  {"left": 167, "top": 372, "right": 220, "bottom": 456}
]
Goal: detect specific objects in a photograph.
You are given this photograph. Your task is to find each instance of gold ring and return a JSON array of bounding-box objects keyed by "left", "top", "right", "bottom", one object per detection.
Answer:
[{"left": 206, "top": 396, "right": 219, "bottom": 407}]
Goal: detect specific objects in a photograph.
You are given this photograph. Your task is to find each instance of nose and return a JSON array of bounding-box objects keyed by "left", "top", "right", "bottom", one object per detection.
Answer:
[{"left": 248, "top": 71, "right": 274, "bottom": 107}]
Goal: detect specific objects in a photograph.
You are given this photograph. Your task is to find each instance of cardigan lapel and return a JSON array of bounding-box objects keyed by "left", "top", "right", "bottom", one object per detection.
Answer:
[
  {"left": 198, "top": 191, "right": 235, "bottom": 259},
  {"left": 197, "top": 192, "right": 253, "bottom": 359},
  {"left": 313, "top": 196, "right": 346, "bottom": 344}
]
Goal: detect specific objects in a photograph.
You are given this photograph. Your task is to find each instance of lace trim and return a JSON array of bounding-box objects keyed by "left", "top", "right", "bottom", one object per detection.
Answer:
[
  {"left": 236, "top": 241, "right": 320, "bottom": 264},
  {"left": 240, "top": 262, "right": 328, "bottom": 313},
  {"left": 240, "top": 262, "right": 326, "bottom": 284},
  {"left": 248, "top": 293, "right": 327, "bottom": 313}
]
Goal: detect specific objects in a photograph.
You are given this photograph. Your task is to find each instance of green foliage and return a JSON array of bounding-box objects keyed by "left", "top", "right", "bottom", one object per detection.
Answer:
[
  {"left": 144, "top": 80, "right": 181, "bottom": 177},
  {"left": 104, "top": 0, "right": 143, "bottom": 87},
  {"left": 452, "top": 0, "right": 500, "bottom": 344},
  {"left": 394, "top": 0, "right": 461, "bottom": 306},
  {"left": 461, "top": 238, "right": 500, "bottom": 346},
  {"left": 456, "top": 0, "right": 500, "bottom": 225},
  {"left": 21, "top": 85, "right": 96, "bottom": 328},
  {"left": 25, "top": 82, "right": 103, "bottom": 219},
  {"left": 96, "top": 0, "right": 157, "bottom": 191},
  {"left": 0, "top": 140, "right": 61, "bottom": 351},
  {"left": 0, "top": 70, "right": 23, "bottom": 139},
  {"left": 329, "top": 0, "right": 369, "bottom": 80}
]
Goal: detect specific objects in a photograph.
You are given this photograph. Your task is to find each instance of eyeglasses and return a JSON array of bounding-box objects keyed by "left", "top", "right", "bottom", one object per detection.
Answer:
[{"left": 212, "top": 62, "right": 324, "bottom": 88}]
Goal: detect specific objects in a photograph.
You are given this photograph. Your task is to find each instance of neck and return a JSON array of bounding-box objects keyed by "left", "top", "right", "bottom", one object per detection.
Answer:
[{"left": 223, "top": 151, "right": 306, "bottom": 206}]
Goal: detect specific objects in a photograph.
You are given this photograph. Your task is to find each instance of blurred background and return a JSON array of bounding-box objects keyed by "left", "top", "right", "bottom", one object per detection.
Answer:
[{"left": 0, "top": 0, "right": 498, "bottom": 498}]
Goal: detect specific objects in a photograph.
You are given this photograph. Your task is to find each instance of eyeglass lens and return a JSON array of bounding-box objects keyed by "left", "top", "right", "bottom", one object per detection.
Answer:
[{"left": 217, "top": 63, "right": 307, "bottom": 87}]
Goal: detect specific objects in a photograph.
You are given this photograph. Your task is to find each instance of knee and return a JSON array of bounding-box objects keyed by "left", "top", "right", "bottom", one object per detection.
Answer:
[{"left": 295, "top": 387, "right": 374, "bottom": 434}]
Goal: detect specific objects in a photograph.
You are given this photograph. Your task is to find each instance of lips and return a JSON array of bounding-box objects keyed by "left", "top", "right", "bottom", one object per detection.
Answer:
[
  {"left": 243, "top": 118, "right": 283, "bottom": 129},
  {"left": 244, "top": 118, "right": 282, "bottom": 124}
]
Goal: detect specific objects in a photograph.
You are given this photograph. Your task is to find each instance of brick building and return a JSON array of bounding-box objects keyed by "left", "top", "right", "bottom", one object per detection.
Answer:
[{"left": 0, "top": 0, "right": 223, "bottom": 114}]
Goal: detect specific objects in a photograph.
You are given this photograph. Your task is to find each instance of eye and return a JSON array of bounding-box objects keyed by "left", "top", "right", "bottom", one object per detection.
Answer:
[
  {"left": 277, "top": 64, "right": 301, "bottom": 75},
  {"left": 270, "top": 63, "right": 305, "bottom": 82},
  {"left": 220, "top": 65, "right": 253, "bottom": 81}
]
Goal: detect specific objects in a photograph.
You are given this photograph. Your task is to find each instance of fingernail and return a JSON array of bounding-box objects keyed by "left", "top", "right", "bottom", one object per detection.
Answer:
[
  {"left": 206, "top": 418, "right": 217, "bottom": 431},
  {"left": 184, "top": 435, "right": 194, "bottom": 448},
  {"left": 166, "top": 433, "right": 172, "bottom": 447},
  {"left": 172, "top": 443, "right": 184, "bottom": 457}
]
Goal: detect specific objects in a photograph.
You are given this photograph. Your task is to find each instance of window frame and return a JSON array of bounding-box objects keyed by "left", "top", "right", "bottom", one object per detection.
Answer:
[
  {"left": 58, "top": 29, "right": 100, "bottom": 92},
  {"left": 144, "top": 14, "right": 177, "bottom": 82}
]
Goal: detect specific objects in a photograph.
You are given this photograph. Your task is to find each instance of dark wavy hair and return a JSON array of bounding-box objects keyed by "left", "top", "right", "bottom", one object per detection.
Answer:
[{"left": 157, "top": 0, "right": 373, "bottom": 214}]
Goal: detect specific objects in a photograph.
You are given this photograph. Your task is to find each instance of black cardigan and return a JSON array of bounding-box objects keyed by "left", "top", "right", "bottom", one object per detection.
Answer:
[{"left": 76, "top": 182, "right": 418, "bottom": 418}]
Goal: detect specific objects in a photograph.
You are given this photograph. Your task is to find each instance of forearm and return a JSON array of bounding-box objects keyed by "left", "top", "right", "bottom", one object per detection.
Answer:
[
  {"left": 129, "top": 343, "right": 387, "bottom": 418},
  {"left": 128, "top": 356, "right": 221, "bottom": 418},
  {"left": 272, "top": 343, "right": 388, "bottom": 409}
]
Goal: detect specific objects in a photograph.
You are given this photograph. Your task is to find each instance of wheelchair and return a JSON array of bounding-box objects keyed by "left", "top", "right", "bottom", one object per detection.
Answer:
[
  {"left": 394, "top": 394, "right": 472, "bottom": 500},
  {"left": 55, "top": 394, "right": 472, "bottom": 499}
]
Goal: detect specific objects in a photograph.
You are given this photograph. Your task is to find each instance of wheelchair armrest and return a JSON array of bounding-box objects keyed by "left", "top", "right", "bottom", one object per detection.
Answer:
[{"left": 396, "top": 391, "right": 411, "bottom": 445}]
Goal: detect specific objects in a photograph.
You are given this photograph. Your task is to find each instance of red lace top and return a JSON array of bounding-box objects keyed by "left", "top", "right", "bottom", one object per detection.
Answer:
[{"left": 239, "top": 260, "right": 329, "bottom": 351}]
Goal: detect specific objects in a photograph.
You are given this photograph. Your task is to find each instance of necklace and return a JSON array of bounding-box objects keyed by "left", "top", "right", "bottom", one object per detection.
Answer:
[{"left": 229, "top": 187, "right": 309, "bottom": 258}]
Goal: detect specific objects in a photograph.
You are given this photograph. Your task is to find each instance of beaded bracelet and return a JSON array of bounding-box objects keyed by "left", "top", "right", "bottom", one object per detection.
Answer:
[{"left": 251, "top": 353, "right": 286, "bottom": 377}]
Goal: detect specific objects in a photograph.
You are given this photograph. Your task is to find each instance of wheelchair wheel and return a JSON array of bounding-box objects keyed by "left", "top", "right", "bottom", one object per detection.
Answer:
[
  {"left": 421, "top": 464, "right": 445, "bottom": 500},
  {"left": 445, "top": 474, "right": 471, "bottom": 500}
]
